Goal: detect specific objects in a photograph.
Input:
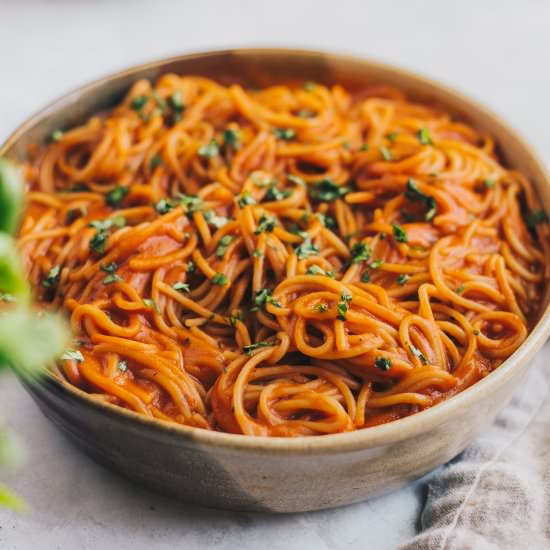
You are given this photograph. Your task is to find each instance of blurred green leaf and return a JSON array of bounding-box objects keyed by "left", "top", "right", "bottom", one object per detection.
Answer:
[
  {"left": 0, "top": 159, "right": 24, "bottom": 235},
  {"left": 0, "top": 234, "right": 29, "bottom": 302},
  {"left": 0, "top": 307, "right": 67, "bottom": 377},
  {"left": 0, "top": 484, "right": 28, "bottom": 512}
]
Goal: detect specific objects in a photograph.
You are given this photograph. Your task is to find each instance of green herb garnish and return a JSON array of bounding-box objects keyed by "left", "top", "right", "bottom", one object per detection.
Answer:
[
  {"left": 238, "top": 190, "right": 256, "bottom": 207},
  {"left": 315, "top": 303, "right": 328, "bottom": 313},
  {"left": 397, "top": 274, "right": 410, "bottom": 286},
  {"left": 379, "top": 146, "right": 393, "bottom": 161},
  {"left": 198, "top": 139, "right": 220, "bottom": 158},
  {"left": 100, "top": 262, "right": 118, "bottom": 273},
  {"left": 223, "top": 128, "right": 240, "bottom": 149},
  {"left": 254, "top": 215, "right": 276, "bottom": 234},
  {"left": 273, "top": 128, "right": 296, "bottom": 140},
  {"left": 405, "top": 178, "right": 437, "bottom": 221},
  {"left": 375, "top": 357, "right": 392, "bottom": 371},
  {"left": 173, "top": 281, "right": 190, "bottom": 293},
  {"left": 309, "top": 178, "right": 350, "bottom": 202},
  {"left": 143, "top": 298, "right": 159, "bottom": 312},
  {"left": 216, "top": 235, "right": 234, "bottom": 258},
  {"left": 150, "top": 154, "right": 163, "bottom": 169},
  {"left": 252, "top": 288, "right": 281, "bottom": 311},
  {"left": 61, "top": 350, "right": 84, "bottom": 363},
  {"left": 392, "top": 223, "right": 408, "bottom": 243},
  {"left": 408, "top": 344, "right": 428, "bottom": 364},
  {"left": 211, "top": 272, "right": 228, "bottom": 286},
  {"left": 253, "top": 249, "right": 263, "bottom": 258},
  {"left": 526, "top": 209, "right": 549, "bottom": 229},
  {"left": 350, "top": 242, "right": 372, "bottom": 264},
  {"left": 369, "top": 259, "right": 384, "bottom": 269},
  {"left": 417, "top": 127, "right": 432, "bottom": 145},
  {"left": 117, "top": 360, "right": 128, "bottom": 373},
  {"left": 337, "top": 292, "right": 352, "bottom": 321},
  {"left": 243, "top": 339, "right": 278, "bottom": 355},
  {"left": 295, "top": 234, "right": 319, "bottom": 260},
  {"left": 103, "top": 273, "right": 123, "bottom": 285},
  {"left": 105, "top": 186, "right": 129, "bottom": 208},
  {"left": 155, "top": 199, "right": 174, "bottom": 214},
  {"left": 42, "top": 265, "right": 60, "bottom": 289},
  {"left": 49, "top": 129, "right": 64, "bottom": 143},
  {"left": 483, "top": 179, "right": 495, "bottom": 188},
  {"left": 130, "top": 96, "right": 148, "bottom": 111}
]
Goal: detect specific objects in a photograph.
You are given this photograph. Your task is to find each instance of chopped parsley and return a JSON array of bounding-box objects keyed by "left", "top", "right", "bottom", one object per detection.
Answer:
[
  {"left": 386, "top": 132, "right": 398, "bottom": 143},
  {"left": 397, "top": 274, "right": 410, "bottom": 286},
  {"left": 211, "top": 272, "right": 228, "bottom": 286},
  {"left": 361, "top": 271, "right": 370, "bottom": 282},
  {"left": 168, "top": 92, "right": 184, "bottom": 122},
  {"left": 526, "top": 209, "right": 549, "bottom": 229},
  {"left": 42, "top": 265, "right": 61, "bottom": 288},
  {"left": 105, "top": 186, "right": 129, "bottom": 208},
  {"left": 309, "top": 178, "right": 350, "bottom": 202},
  {"left": 143, "top": 298, "right": 160, "bottom": 312},
  {"left": 186, "top": 260, "right": 196, "bottom": 273},
  {"left": 455, "top": 284, "right": 465, "bottom": 294},
  {"left": 155, "top": 199, "right": 174, "bottom": 214},
  {"left": 61, "top": 350, "right": 84, "bottom": 363},
  {"left": 223, "top": 128, "right": 240, "bottom": 148},
  {"left": 88, "top": 216, "right": 126, "bottom": 254},
  {"left": 392, "top": 223, "right": 408, "bottom": 243},
  {"left": 173, "top": 281, "right": 191, "bottom": 293},
  {"left": 350, "top": 242, "right": 372, "bottom": 264},
  {"left": 216, "top": 235, "right": 234, "bottom": 258},
  {"left": 405, "top": 178, "right": 437, "bottom": 221},
  {"left": 117, "top": 360, "right": 128, "bottom": 373},
  {"left": 265, "top": 186, "right": 291, "bottom": 201},
  {"left": 316, "top": 213, "right": 336, "bottom": 230},
  {"left": 254, "top": 214, "right": 276, "bottom": 234},
  {"left": 273, "top": 128, "right": 296, "bottom": 140},
  {"left": 379, "top": 146, "right": 393, "bottom": 161},
  {"left": 306, "top": 265, "right": 333, "bottom": 277},
  {"left": 228, "top": 311, "right": 242, "bottom": 327},
  {"left": 150, "top": 154, "right": 163, "bottom": 169},
  {"left": 180, "top": 194, "right": 203, "bottom": 213},
  {"left": 314, "top": 303, "right": 329, "bottom": 313},
  {"left": 417, "top": 127, "right": 433, "bottom": 145},
  {"left": 369, "top": 259, "right": 384, "bottom": 269},
  {"left": 375, "top": 357, "right": 392, "bottom": 371},
  {"left": 198, "top": 139, "right": 220, "bottom": 158},
  {"left": 100, "top": 262, "right": 118, "bottom": 273},
  {"left": 408, "top": 344, "right": 428, "bottom": 364},
  {"left": 103, "top": 273, "right": 123, "bottom": 285},
  {"left": 238, "top": 190, "right": 256, "bottom": 207},
  {"left": 295, "top": 234, "right": 319, "bottom": 259},
  {"left": 252, "top": 288, "right": 281, "bottom": 311},
  {"left": 337, "top": 292, "right": 352, "bottom": 321},
  {"left": 203, "top": 210, "right": 229, "bottom": 228},
  {"left": 253, "top": 249, "right": 263, "bottom": 258},
  {"left": 49, "top": 129, "right": 64, "bottom": 143},
  {"left": 243, "top": 339, "right": 279, "bottom": 355},
  {"left": 483, "top": 178, "right": 495, "bottom": 188},
  {"left": 130, "top": 95, "right": 148, "bottom": 112}
]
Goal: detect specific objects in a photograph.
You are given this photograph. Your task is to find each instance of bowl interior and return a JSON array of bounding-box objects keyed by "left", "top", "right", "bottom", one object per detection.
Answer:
[{"left": 2, "top": 48, "right": 550, "bottom": 450}]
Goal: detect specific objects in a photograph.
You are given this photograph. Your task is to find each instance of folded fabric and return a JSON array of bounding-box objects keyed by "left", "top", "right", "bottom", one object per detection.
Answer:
[{"left": 401, "top": 342, "right": 550, "bottom": 550}]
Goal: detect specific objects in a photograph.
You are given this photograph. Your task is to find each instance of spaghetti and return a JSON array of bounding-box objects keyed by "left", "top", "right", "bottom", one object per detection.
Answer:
[{"left": 17, "top": 75, "right": 549, "bottom": 436}]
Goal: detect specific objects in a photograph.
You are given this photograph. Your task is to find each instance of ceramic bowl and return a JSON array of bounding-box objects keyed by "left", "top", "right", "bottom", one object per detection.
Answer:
[{"left": 2, "top": 49, "right": 550, "bottom": 513}]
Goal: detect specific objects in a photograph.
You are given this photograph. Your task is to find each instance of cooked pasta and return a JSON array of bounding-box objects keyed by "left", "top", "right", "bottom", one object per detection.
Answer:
[{"left": 17, "top": 75, "right": 549, "bottom": 436}]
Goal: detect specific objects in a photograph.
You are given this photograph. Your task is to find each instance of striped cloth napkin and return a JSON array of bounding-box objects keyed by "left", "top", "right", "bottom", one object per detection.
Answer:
[{"left": 401, "top": 341, "right": 550, "bottom": 549}]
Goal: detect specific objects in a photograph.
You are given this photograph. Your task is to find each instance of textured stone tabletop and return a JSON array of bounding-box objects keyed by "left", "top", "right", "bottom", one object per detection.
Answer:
[{"left": 0, "top": 1, "right": 548, "bottom": 548}]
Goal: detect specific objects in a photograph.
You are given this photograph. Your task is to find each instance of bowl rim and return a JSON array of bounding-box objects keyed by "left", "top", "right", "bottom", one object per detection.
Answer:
[{"left": 3, "top": 47, "right": 550, "bottom": 454}]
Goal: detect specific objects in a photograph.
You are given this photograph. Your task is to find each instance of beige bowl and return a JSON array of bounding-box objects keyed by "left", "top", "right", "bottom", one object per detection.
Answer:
[{"left": 3, "top": 49, "right": 550, "bottom": 513}]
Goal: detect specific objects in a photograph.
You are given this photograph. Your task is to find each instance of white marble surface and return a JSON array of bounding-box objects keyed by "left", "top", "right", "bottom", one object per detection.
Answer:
[{"left": 0, "top": 1, "right": 549, "bottom": 548}]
